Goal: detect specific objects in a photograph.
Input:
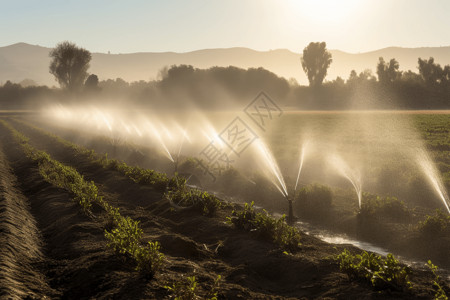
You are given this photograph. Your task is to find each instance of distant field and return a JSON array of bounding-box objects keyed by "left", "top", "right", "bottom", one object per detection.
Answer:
[{"left": 259, "top": 112, "right": 450, "bottom": 207}]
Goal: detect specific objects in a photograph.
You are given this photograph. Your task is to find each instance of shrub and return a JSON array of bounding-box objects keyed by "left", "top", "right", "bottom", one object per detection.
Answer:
[
  {"left": 335, "top": 249, "right": 411, "bottom": 291},
  {"left": 228, "top": 202, "right": 301, "bottom": 251}
]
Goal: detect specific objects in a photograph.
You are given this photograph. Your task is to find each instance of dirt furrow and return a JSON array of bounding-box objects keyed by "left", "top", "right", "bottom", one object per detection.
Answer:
[
  {"left": 0, "top": 143, "right": 54, "bottom": 299},
  {"left": 0, "top": 120, "right": 142, "bottom": 299}
]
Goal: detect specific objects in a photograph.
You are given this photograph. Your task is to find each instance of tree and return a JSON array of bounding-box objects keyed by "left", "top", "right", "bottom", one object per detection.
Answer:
[
  {"left": 347, "top": 69, "right": 376, "bottom": 85},
  {"left": 49, "top": 41, "right": 91, "bottom": 91},
  {"left": 301, "top": 42, "right": 332, "bottom": 87},
  {"left": 418, "top": 57, "right": 444, "bottom": 86},
  {"left": 377, "top": 57, "right": 401, "bottom": 84},
  {"left": 84, "top": 74, "right": 99, "bottom": 90}
]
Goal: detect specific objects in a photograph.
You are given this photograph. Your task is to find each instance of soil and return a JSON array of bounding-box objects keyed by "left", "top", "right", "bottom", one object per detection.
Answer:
[{"left": 0, "top": 116, "right": 447, "bottom": 299}]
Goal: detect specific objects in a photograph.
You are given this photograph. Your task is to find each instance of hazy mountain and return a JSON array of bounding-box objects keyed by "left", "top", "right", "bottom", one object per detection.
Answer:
[{"left": 1, "top": 42, "right": 449, "bottom": 86}]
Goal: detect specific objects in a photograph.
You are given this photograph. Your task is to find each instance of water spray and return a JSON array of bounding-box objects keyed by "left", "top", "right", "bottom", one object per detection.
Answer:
[
  {"left": 294, "top": 141, "right": 309, "bottom": 192},
  {"left": 416, "top": 148, "right": 450, "bottom": 214},
  {"left": 254, "top": 140, "right": 295, "bottom": 224},
  {"left": 328, "top": 153, "right": 363, "bottom": 209}
]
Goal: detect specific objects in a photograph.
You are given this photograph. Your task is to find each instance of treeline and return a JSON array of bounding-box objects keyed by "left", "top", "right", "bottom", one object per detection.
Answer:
[{"left": 0, "top": 58, "right": 449, "bottom": 110}]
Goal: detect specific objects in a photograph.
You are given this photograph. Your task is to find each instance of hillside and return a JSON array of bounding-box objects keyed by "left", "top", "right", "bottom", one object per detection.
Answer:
[{"left": 1, "top": 42, "right": 450, "bottom": 86}]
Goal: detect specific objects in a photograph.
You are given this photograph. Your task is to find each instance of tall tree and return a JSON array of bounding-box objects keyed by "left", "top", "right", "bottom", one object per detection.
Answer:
[
  {"left": 377, "top": 57, "right": 401, "bottom": 84},
  {"left": 301, "top": 42, "right": 332, "bottom": 87},
  {"left": 49, "top": 41, "right": 91, "bottom": 91},
  {"left": 418, "top": 57, "right": 449, "bottom": 86}
]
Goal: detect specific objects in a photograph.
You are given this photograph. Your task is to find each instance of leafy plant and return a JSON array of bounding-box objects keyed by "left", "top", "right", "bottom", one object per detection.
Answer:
[
  {"left": 166, "top": 187, "right": 222, "bottom": 216},
  {"left": 228, "top": 202, "right": 301, "bottom": 251},
  {"left": 335, "top": 249, "right": 411, "bottom": 291},
  {"left": 104, "top": 216, "right": 143, "bottom": 254},
  {"left": 134, "top": 241, "right": 165, "bottom": 275},
  {"left": 165, "top": 275, "right": 221, "bottom": 300},
  {"left": 427, "top": 260, "right": 448, "bottom": 300}
]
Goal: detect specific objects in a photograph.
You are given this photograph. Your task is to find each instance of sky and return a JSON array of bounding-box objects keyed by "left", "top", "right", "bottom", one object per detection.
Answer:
[{"left": 1, "top": 0, "right": 450, "bottom": 54}]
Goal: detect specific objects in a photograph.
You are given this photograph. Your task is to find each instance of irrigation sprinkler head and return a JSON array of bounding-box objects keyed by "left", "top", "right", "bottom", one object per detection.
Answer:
[{"left": 286, "top": 196, "right": 295, "bottom": 226}]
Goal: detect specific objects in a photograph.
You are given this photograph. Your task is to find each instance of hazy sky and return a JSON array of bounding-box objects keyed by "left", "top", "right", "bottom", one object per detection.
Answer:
[{"left": 1, "top": 0, "right": 449, "bottom": 54}]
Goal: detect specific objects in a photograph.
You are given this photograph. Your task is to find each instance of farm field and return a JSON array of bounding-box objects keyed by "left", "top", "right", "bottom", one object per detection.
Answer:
[{"left": 0, "top": 111, "right": 449, "bottom": 299}]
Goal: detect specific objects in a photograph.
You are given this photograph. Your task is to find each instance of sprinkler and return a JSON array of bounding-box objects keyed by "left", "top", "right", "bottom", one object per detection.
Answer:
[{"left": 286, "top": 195, "right": 295, "bottom": 225}]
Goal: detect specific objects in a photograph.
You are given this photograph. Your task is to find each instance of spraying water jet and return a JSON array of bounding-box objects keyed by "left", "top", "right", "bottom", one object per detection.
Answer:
[
  {"left": 416, "top": 148, "right": 450, "bottom": 214},
  {"left": 328, "top": 153, "right": 362, "bottom": 209},
  {"left": 254, "top": 140, "right": 295, "bottom": 224}
]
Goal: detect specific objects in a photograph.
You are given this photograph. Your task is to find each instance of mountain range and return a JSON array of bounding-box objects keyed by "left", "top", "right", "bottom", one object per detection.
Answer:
[{"left": 1, "top": 42, "right": 449, "bottom": 86}]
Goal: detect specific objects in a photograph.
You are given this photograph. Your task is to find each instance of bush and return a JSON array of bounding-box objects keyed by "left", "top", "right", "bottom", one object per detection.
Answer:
[
  {"left": 295, "top": 183, "right": 332, "bottom": 216},
  {"left": 228, "top": 202, "right": 301, "bottom": 251},
  {"left": 335, "top": 249, "right": 411, "bottom": 291}
]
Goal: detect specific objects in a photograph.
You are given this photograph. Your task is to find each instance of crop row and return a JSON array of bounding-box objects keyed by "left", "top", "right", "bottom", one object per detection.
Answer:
[
  {"left": 0, "top": 119, "right": 164, "bottom": 276},
  {"left": 13, "top": 118, "right": 303, "bottom": 249}
]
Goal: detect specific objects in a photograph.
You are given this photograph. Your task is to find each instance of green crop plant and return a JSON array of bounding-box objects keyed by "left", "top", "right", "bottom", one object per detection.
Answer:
[
  {"left": 335, "top": 249, "right": 411, "bottom": 291},
  {"left": 427, "top": 260, "right": 448, "bottom": 300},
  {"left": 165, "top": 186, "right": 222, "bottom": 216},
  {"left": 104, "top": 214, "right": 165, "bottom": 276},
  {"left": 134, "top": 241, "right": 165, "bottom": 276},
  {"left": 2, "top": 120, "right": 99, "bottom": 213},
  {"left": 165, "top": 274, "right": 221, "bottom": 300},
  {"left": 228, "top": 202, "right": 301, "bottom": 251},
  {"left": 104, "top": 216, "right": 143, "bottom": 255}
]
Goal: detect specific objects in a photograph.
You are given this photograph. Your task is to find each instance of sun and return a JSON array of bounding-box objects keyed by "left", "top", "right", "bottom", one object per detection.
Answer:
[{"left": 286, "top": 0, "right": 361, "bottom": 25}]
